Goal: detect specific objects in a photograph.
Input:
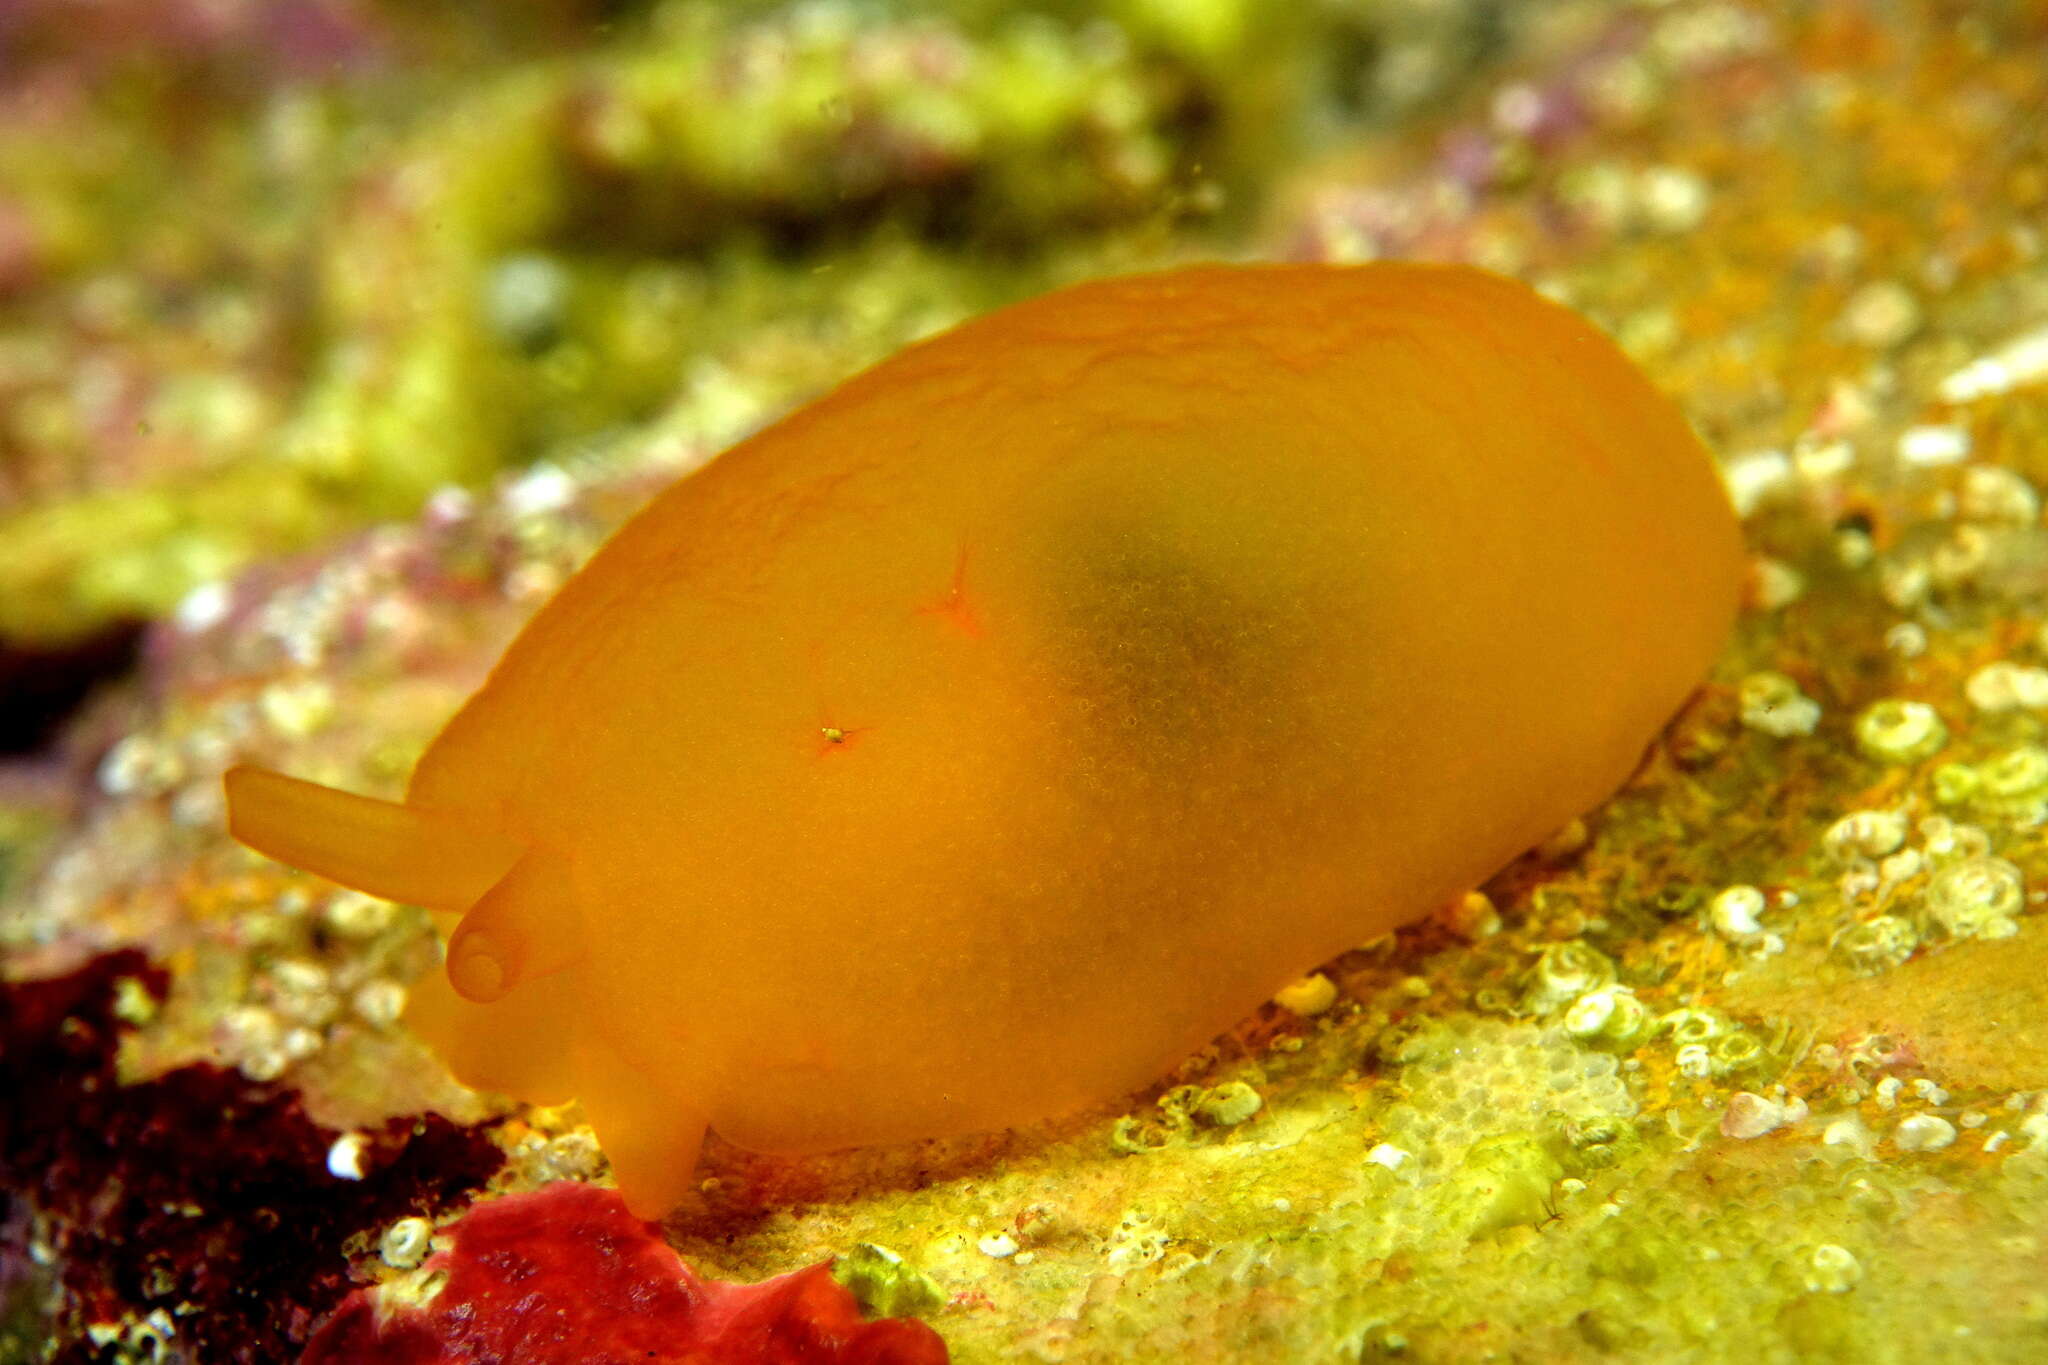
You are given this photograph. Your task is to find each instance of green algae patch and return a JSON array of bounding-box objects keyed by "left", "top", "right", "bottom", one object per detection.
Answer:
[
  {"left": 832, "top": 1243, "right": 946, "bottom": 1321},
  {"left": 1434, "top": 1134, "right": 1563, "bottom": 1239}
]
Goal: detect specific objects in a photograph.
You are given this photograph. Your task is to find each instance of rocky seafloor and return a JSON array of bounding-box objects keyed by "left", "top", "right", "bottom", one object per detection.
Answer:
[{"left": 3, "top": 1, "right": 2048, "bottom": 1361}]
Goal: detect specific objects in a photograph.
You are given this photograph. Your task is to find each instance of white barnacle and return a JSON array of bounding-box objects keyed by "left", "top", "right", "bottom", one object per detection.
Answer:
[
  {"left": 1751, "top": 557, "right": 1805, "bottom": 610},
  {"left": 1979, "top": 746, "right": 2048, "bottom": 804},
  {"left": 1721, "top": 449, "right": 1793, "bottom": 516},
  {"left": 1929, "top": 526, "right": 1992, "bottom": 588},
  {"left": 1922, "top": 856, "right": 2024, "bottom": 941},
  {"left": 327, "top": 1132, "right": 369, "bottom": 1180},
  {"left": 1194, "top": 1081, "right": 1263, "bottom": 1127},
  {"left": 267, "top": 958, "right": 338, "bottom": 1028},
  {"left": 1738, "top": 671, "right": 1821, "bottom": 738},
  {"left": 1796, "top": 438, "right": 1854, "bottom": 485},
  {"left": 1720, "top": 1092, "right": 1789, "bottom": 1139},
  {"left": 1708, "top": 884, "right": 1766, "bottom": 938},
  {"left": 1564, "top": 990, "right": 1616, "bottom": 1038},
  {"left": 1897, "top": 424, "right": 1970, "bottom": 467},
  {"left": 353, "top": 980, "right": 408, "bottom": 1028},
  {"left": 1966, "top": 661, "right": 2048, "bottom": 713},
  {"left": 501, "top": 462, "right": 578, "bottom": 520},
  {"left": 380, "top": 1217, "right": 434, "bottom": 1270},
  {"left": 1639, "top": 166, "right": 1710, "bottom": 233},
  {"left": 98, "top": 735, "right": 184, "bottom": 798},
  {"left": 1565, "top": 987, "right": 1648, "bottom": 1046},
  {"left": 1803, "top": 1244, "right": 1863, "bottom": 1293},
  {"left": 258, "top": 678, "right": 337, "bottom": 739},
  {"left": 1940, "top": 327, "right": 2048, "bottom": 402},
  {"left": 176, "top": 580, "right": 233, "bottom": 633},
  {"left": 1822, "top": 1116, "right": 1871, "bottom": 1152},
  {"left": 1662, "top": 1008, "right": 1727, "bottom": 1045},
  {"left": 1884, "top": 622, "right": 1927, "bottom": 658},
  {"left": 1272, "top": 973, "right": 1337, "bottom": 1016},
  {"left": 1958, "top": 464, "right": 2042, "bottom": 525},
  {"left": 281, "top": 1027, "right": 322, "bottom": 1063},
  {"left": 324, "top": 890, "right": 396, "bottom": 939},
  {"left": 1441, "top": 890, "right": 1501, "bottom": 939},
  {"left": 111, "top": 977, "right": 159, "bottom": 1027},
  {"left": 1894, "top": 1114, "right": 1957, "bottom": 1152},
  {"left": 1526, "top": 942, "right": 1617, "bottom": 1013},
  {"left": 1877, "top": 848, "right": 1922, "bottom": 888},
  {"left": 222, "top": 1004, "right": 286, "bottom": 1080},
  {"left": 1917, "top": 815, "right": 1989, "bottom": 861},
  {"left": 1365, "top": 1143, "right": 1410, "bottom": 1171},
  {"left": 1824, "top": 809, "right": 1907, "bottom": 862},
  {"left": 1855, "top": 699, "right": 1945, "bottom": 764},
  {"left": 1839, "top": 280, "right": 1921, "bottom": 349}
]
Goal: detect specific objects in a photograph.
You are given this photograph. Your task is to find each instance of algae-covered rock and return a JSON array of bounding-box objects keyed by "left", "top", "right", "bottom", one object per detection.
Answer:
[{"left": 0, "top": 0, "right": 1544, "bottom": 648}]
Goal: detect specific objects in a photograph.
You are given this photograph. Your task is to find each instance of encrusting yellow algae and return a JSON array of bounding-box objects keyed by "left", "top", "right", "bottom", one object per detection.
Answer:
[{"left": 224, "top": 261, "right": 1741, "bottom": 1216}]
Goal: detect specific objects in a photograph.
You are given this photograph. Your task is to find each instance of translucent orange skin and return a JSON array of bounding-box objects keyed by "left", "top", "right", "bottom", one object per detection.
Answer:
[{"left": 258, "top": 264, "right": 1742, "bottom": 1215}]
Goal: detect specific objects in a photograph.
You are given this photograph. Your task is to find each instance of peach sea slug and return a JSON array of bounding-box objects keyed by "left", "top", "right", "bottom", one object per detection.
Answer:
[{"left": 226, "top": 262, "right": 1742, "bottom": 1215}]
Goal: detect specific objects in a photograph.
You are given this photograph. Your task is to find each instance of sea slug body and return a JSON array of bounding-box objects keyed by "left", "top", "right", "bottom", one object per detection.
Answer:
[{"left": 226, "top": 262, "right": 1743, "bottom": 1215}]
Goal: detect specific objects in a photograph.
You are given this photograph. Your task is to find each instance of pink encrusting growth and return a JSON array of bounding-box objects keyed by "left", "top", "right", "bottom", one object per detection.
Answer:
[{"left": 301, "top": 1180, "right": 949, "bottom": 1364}]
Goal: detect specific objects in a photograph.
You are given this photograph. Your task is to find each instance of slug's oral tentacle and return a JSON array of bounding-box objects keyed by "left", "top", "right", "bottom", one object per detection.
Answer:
[{"left": 223, "top": 765, "right": 522, "bottom": 912}]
